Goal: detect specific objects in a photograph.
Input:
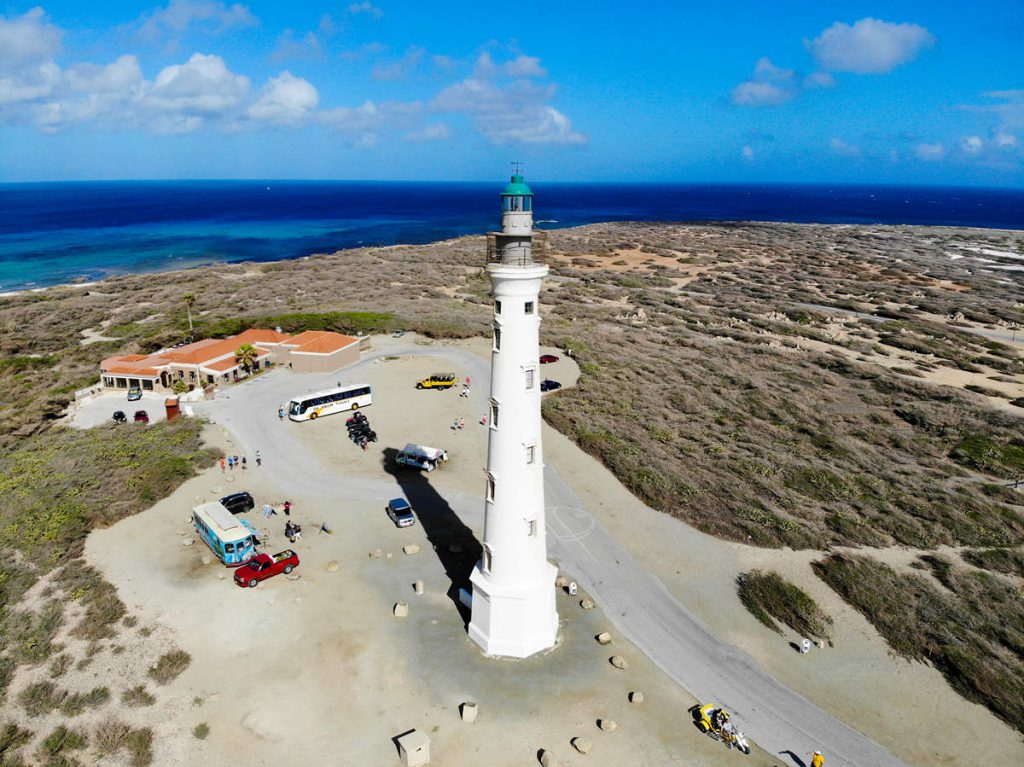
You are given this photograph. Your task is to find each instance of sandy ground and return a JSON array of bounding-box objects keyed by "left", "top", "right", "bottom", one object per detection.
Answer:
[{"left": 82, "top": 336, "right": 1024, "bottom": 766}]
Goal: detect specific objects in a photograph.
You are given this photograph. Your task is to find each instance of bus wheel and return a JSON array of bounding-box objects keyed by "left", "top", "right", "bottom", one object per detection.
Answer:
[
  {"left": 309, "top": 412, "right": 318, "bottom": 419},
  {"left": 247, "top": 579, "right": 258, "bottom": 588},
  {"left": 284, "top": 565, "right": 293, "bottom": 574},
  {"left": 351, "top": 403, "right": 359, "bottom": 410}
]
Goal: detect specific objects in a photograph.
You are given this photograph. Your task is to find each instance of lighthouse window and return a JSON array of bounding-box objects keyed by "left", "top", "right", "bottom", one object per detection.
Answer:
[
  {"left": 524, "top": 301, "right": 534, "bottom": 314},
  {"left": 524, "top": 367, "right": 535, "bottom": 389},
  {"left": 493, "top": 326, "right": 501, "bottom": 351},
  {"left": 485, "top": 476, "right": 495, "bottom": 502},
  {"left": 525, "top": 444, "right": 536, "bottom": 464},
  {"left": 527, "top": 519, "right": 537, "bottom": 537},
  {"left": 482, "top": 545, "right": 493, "bottom": 572},
  {"left": 495, "top": 300, "right": 502, "bottom": 315},
  {"left": 489, "top": 401, "right": 499, "bottom": 429}
]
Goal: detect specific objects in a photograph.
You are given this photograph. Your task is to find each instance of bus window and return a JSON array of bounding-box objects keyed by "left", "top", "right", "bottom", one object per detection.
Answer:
[
  {"left": 289, "top": 401, "right": 300, "bottom": 415},
  {"left": 224, "top": 542, "right": 235, "bottom": 553}
]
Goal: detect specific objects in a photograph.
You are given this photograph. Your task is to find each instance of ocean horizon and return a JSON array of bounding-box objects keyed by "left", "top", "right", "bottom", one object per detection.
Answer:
[{"left": 1, "top": 180, "right": 1022, "bottom": 293}]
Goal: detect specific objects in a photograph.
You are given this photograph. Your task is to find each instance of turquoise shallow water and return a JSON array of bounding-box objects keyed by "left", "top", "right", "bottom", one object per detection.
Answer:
[{"left": 1, "top": 180, "right": 1021, "bottom": 292}]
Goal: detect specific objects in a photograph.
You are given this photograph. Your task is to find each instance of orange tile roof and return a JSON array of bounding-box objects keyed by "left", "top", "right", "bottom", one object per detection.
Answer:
[
  {"left": 161, "top": 337, "right": 239, "bottom": 365},
  {"left": 234, "top": 328, "right": 292, "bottom": 345},
  {"left": 202, "top": 357, "right": 240, "bottom": 373},
  {"left": 286, "top": 330, "right": 360, "bottom": 355},
  {"left": 100, "top": 356, "right": 162, "bottom": 377}
]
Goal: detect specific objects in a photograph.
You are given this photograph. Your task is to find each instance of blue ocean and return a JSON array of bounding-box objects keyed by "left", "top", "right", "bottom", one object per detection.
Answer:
[{"left": 0, "top": 181, "right": 1022, "bottom": 292}]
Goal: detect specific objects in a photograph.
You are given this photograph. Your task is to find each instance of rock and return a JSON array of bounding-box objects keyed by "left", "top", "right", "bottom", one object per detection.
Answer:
[
  {"left": 386, "top": 553, "right": 393, "bottom": 559},
  {"left": 414, "top": 580, "right": 425, "bottom": 595},
  {"left": 580, "top": 598, "right": 595, "bottom": 610},
  {"left": 403, "top": 544, "right": 420, "bottom": 555},
  {"left": 609, "top": 655, "right": 627, "bottom": 670},
  {"left": 554, "top": 576, "right": 569, "bottom": 588},
  {"left": 286, "top": 574, "right": 301, "bottom": 581},
  {"left": 539, "top": 750, "right": 558, "bottom": 767},
  {"left": 369, "top": 548, "right": 384, "bottom": 559},
  {"left": 598, "top": 719, "right": 617, "bottom": 732},
  {"left": 460, "top": 702, "right": 478, "bottom": 722},
  {"left": 200, "top": 555, "right": 212, "bottom": 566},
  {"left": 571, "top": 736, "right": 592, "bottom": 755},
  {"left": 326, "top": 560, "right": 339, "bottom": 572},
  {"left": 216, "top": 573, "right": 225, "bottom": 580},
  {"left": 393, "top": 602, "right": 409, "bottom": 618},
  {"left": 596, "top": 632, "right": 612, "bottom": 645},
  {"left": 628, "top": 691, "right": 644, "bottom": 704},
  {"left": 816, "top": 639, "right": 826, "bottom": 649},
  {"left": 225, "top": 475, "right": 235, "bottom": 483},
  {"left": 181, "top": 538, "right": 195, "bottom": 547}
]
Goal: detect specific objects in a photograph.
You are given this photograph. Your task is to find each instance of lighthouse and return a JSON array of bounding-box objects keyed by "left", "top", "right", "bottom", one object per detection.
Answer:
[{"left": 468, "top": 170, "right": 559, "bottom": 658}]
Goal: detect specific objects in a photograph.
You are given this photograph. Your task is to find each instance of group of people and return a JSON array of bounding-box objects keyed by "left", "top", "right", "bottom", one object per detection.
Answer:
[
  {"left": 220, "top": 451, "right": 261, "bottom": 471},
  {"left": 284, "top": 520, "right": 302, "bottom": 543},
  {"left": 451, "top": 417, "right": 466, "bottom": 431}
]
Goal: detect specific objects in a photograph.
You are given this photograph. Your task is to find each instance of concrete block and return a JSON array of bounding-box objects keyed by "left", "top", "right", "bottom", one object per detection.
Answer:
[
  {"left": 403, "top": 544, "right": 420, "bottom": 555},
  {"left": 414, "top": 580, "right": 425, "bottom": 595},
  {"left": 394, "top": 602, "right": 409, "bottom": 618},
  {"left": 326, "top": 560, "right": 339, "bottom": 572},
  {"left": 628, "top": 691, "right": 644, "bottom": 704},
  {"left": 460, "top": 702, "right": 478, "bottom": 722},
  {"left": 181, "top": 538, "right": 195, "bottom": 546},
  {"left": 595, "top": 632, "right": 612, "bottom": 645},
  {"left": 369, "top": 548, "right": 384, "bottom": 559},
  {"left": 554, "top": 576, "right": 569, "bottom": 588},
  {"left": 580, "top": 598, "right": 595, "bottom": 610},
  {"left": 538, "top": 749, "right": 558, "bottom": 767},
  {"left": 609, "top": 655, "right": 627, "bottom": 670},
  {"left": 395, "top": 729, "right": 431, "bottom": 767},
  {"left": 598, "top": 719, "right": 617, "bottom": 732},
  {"left": 571, "top": 736, "right": 592, "bottom": 754}
]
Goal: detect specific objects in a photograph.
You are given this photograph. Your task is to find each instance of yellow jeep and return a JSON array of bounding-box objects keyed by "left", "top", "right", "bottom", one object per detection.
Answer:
[{"left": 416, "top": 373, "right": 456, "bottom": 390}]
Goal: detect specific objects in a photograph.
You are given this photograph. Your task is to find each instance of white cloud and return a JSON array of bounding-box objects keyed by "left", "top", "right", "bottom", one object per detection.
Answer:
[
  {"left": 0, "top": 8, "right": 62, "bottom": 106},
  {"left": 960, "top": 135, "right": 983, "bottom": 155},
  {"left": 404, "top": 122, "right": 450, "bottom": 142},
  {"left": 318, "top": 100, "right": 423, "bottom": 145},
  {"left": 803, "top": 71, "right": 836, "bottom": 89},
  {"left": 807, "top": 18, "right": 934, "bottom": 74},
  {"left": 144, "top": 53, "right": 250, "bottom": 120},
  {"left": 270, "top": 15, "right": 337, "bottom": 63},
  {"left": 246, "top": 71, "right": 318, "bottom": 125},
  {"left": 829, "top": 137, "right": 860, "bottom": 157},
  {"left": 136, "top": 0, "right": 258, "bottom": 45},
  {"left": 373, "top": 47, "right": 426, "bottom": 81},
  {"left": 503, "top": 55, "right": 546, "bottom": 78},
  {"left": 741, "top": 145, "right": 754, "bottom": 160},
  {"left": 731, "top": 57, "right": 797, "bottom": 107},
  {"left": 914, "top": 142, "right": 944, "bottom": 161},
  {"left": 347, "top": 2, "right": 383, "bottom": 18},
  {"left": 994, "top": 130, "right": 1017, "bottom": 148}
]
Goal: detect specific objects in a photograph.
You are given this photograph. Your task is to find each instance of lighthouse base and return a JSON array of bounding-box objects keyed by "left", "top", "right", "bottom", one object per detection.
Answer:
[{"left": 468, "top": 562, "right": 559, "bottom": 659}]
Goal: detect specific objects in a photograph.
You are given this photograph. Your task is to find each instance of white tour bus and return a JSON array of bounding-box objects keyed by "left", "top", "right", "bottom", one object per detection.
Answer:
[
  {"left": 287, "top": 383, "right": 372, "bottom": 421},
  {"left": 395, "top": 443, "right": 448, "bottom": 471}
]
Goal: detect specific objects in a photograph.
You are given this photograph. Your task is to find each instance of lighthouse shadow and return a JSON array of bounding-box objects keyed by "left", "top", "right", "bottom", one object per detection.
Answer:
[{"left": 381, "top": 447, "right": 482, "bottom": 626}]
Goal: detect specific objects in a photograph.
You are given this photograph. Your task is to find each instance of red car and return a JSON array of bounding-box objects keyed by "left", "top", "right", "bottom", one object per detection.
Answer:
[
  {"left": 233, "top": 550, "right": 299, "bottom": 588},
  {"left": 539, "top": 354, "right": 559, "bottom": 364}
]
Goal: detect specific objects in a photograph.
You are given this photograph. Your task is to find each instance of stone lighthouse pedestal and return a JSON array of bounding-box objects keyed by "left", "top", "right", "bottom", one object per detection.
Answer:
[{"left": 468, "top": 170, "right": 559, "bottom": 659}]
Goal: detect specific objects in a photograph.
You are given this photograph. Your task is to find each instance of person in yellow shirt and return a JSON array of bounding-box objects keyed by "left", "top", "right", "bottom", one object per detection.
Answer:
[{"left": 809, "top": 750, "right": 825, "bottom": 767}]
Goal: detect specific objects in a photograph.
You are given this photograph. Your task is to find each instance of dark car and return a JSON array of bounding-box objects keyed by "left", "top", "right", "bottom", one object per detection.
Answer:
[
  {"left": 540, "top": 379, "right": 562, "bottom": 392},
  {"left": 112, "top": 410, "right": 127, "bottom": 423},
  {"left": 133, "top": 410, "right": 149, "bottom": 423},
  {"left": 220, "top": 492, "right": 255, "bottom": 515},
  {"left": 539, "top": 354, "right": 559, "bottom": 364},
  {"left": 386, "top": 498, "right": 416, "bottom": 528}
]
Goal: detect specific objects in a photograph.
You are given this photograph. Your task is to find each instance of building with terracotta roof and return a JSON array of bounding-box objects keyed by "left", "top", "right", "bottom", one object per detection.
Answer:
[{"left": 99, "top": 328, "right": 362, "bottom": 393}]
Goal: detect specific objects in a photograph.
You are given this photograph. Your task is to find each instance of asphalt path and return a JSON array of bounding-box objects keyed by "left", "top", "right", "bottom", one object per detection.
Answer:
[{"left": 194, "top": 345, "right": 906, "bottom": 767}]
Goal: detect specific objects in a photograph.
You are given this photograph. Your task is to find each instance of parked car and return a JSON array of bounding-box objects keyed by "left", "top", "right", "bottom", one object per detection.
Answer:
[
  {"left": 220, "top": 491, "right": 255, "bottom": 515},
  {"left": 416, "top": 373, "right": 456, "bottom": 390},
  {"left": 127, "top": 387, "right": 143, "bottom": 401},
  {"left": 386, "top": 498, "right": 416, "bottom": 528},
  {"left": 233, "top": 550, "right": 300, "bottom": 588},
  {"left": 392, "top": 329, "right": 406, "bottom": 338},
  {"left": 540, "top": 379, "right": 562, "bottom": 392},
  {"left": 112, "top": 410, "right": 127, "bottom": 424},
  {"left": 539, "top": 354, "right": 559, "bottom": 364},
  {"left": 133, "top": 410, "right": 149, "bottom": 423}
]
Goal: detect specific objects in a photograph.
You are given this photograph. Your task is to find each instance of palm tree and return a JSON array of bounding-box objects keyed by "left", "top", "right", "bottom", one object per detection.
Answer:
[
  {"left": 235, "top": 343, "right": 258, "bottom": 374},
  {"left": 183, "top": 293, "right": 195, "bottom": 340}
]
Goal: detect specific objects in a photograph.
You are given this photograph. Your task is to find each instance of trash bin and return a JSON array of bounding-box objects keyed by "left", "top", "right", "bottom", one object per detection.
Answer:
[
  {"left": 165, "top": 397, "right": 180, "bottom": 422},
  {"left": 568, "top": 581, "right": 578, "bottom": 596},
  {"left": 396, "top": 730, "right": 430, "bottom": 767}
]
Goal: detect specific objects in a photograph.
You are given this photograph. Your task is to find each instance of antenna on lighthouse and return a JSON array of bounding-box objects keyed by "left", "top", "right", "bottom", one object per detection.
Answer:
[{"left": 511, "top": 160, "right": 523, "bottom": 175}]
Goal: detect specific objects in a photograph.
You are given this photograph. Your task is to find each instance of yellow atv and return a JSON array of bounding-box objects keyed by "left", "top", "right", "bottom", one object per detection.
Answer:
[
  {"left": 416, "top": 373, "right": 456, "bottom": 390},
  {"left": 691, "top": 703, "right": 752, "bottom": 755}
]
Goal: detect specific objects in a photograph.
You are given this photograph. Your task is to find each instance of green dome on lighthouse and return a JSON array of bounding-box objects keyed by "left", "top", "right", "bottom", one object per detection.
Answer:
[{"left": 502, "top": 174, "right": 533, "bottom": 197}]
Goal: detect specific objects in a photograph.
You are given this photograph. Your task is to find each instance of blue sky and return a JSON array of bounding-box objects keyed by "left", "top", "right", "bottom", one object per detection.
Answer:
[{"left": 0, "top": 1, "right": 1021, "bottom": 185}]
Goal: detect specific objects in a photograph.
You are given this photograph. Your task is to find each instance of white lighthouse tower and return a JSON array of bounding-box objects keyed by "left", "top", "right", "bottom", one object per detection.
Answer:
[{"left": 468, "top": 169, "right": 559, "bottom": 658}]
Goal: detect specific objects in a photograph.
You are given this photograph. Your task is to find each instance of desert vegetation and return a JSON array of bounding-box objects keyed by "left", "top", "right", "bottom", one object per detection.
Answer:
[{"left": 736, "top": 570, "right": 832, "bottom": 643}]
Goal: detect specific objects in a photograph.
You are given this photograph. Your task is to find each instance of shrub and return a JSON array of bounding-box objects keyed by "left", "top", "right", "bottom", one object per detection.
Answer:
[
  {"left": 48, "top": 654, "right": 72, "bottom": 679},
  {"left": 737, "top": 570, "right": 832, "bottom": 642},
  {"left": 60, "top": 686, "right": 110, "bottom": 716},
  {"left": 93, "top": 719, "right": 131, "bottom": 757},
  {"left": 17, "top": 681, "right": 65, "bottom": 717},
  {"left": 192, "top": 722, "right": 210, "bottom": 740},
  {"left": 125, "top": 728, "right": 154, "bottom": 767},
  {"left": 122, "top": 685, "right": 156, "bottom": 708},
  {"left": 961, "top": 547, "right": 1024, "bottom": 579},
  {"left": 148, "top": 650, "right": 191, "bottom": 685},
  {"left": 39, "top": 725, "right": 87, "bottom": 756}
]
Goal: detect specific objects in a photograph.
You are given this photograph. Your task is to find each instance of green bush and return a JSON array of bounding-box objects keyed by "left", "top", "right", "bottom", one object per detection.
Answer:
[
  {"left": 737, "top": 570, "right": 832, "bottom": 642},
  {"left": 122, "top": 685, "right": 156, "bottom": 708},
  {"left": 149, "top": 650, "right": 191, "bottom": 686}
]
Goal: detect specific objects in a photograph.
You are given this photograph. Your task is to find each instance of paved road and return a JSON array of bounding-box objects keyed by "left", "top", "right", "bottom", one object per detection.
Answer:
[{"left": 195, "top": 345, "right": 906, "bottom": 767}]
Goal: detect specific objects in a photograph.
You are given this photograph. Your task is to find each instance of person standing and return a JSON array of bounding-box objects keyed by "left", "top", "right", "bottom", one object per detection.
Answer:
[
  {"left": 809, "top": 750, "right": 825, "bottom": 767},
  {"left": 458, "top": 417, "right": 465, "bottom": 430},
  {"left": 255, "top": 450, "right": 262, "bottom": 467},
  {"left": 284, "top": 500, "right": 291, "bottom": 517},
  {"left": 220, "top": 457, "right": 225, "bottom": 472},
  {"left": 241, "top": 456, "right": 247, "bottom": 471},
  {"left": 278, "top": 405, "right": 285, "bottom": 420},
  {"left": 227, "top": 456, "right": 234, "bottom": 470}
]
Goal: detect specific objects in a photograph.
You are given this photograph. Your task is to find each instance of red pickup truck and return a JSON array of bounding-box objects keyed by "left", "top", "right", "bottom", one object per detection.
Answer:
[{"left": 233, "top": 550, "right": 299, "bottom": 588}]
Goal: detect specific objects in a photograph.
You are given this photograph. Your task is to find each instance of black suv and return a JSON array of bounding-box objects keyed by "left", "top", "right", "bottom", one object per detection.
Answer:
[
  {"left": 220, "top": 492, "right": 255, "bottom": 515},
  {"left": 112, "top": 410, "right": 127, "bottom": 424}
]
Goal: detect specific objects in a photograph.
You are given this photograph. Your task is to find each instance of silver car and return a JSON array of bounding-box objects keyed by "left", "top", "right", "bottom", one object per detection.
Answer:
[{"left": 386, "top": 498, "right": 416, "bottom": 528}]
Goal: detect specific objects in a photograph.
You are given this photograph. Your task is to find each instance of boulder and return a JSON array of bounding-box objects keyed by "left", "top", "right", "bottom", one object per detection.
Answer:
[
  {"left": 369, "top": 548, "right": 384, "bottom": 559},
  {"left": 539, "top": 750, "right": 558, "bottom": 767},
  {"left": 393, "top": 602, "right": 409, "bottom": 618},
  {"left": 414, "top": 580, "right": 425, "bottom": 595},
  {"left": 596, "top": 632, "right": 612, "bottom": 646},
  {"left": 460, "top": 702, "right": 478, "bottom": 722},
  {"left": 181, "top": 538, "right": 195, "bottom": 547},
  {"left": 403, "top": 544, "right": 421, "bottom": 555},
  {"left": 580, "top": 598, "right": 595, "bottom": 610},
  {"left": 628, "top": 691, "right": 644, "bottom": 704},
  {"left": 609, "top": 655, "right": 627, "bottom": 670},
  {"left": 571, "top": 737, "right": 592, "bottom": 755},
  {"left": 326, "top": 560, "right": 339, "bottom": 572},
  {"left": 554, "top": 576, "right": 569, "bottom": 588},
  {"left": 200, "top": 555, "right": 212, "bottom": 566},
  {"left": 598, "top": 719, "right": 617, "bottom": 732}
]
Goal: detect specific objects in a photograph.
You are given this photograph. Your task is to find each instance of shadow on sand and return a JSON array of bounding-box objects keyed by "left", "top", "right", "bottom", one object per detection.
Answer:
[{"left": 381, "top": 447, "right": 482, "bottom": 626}]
